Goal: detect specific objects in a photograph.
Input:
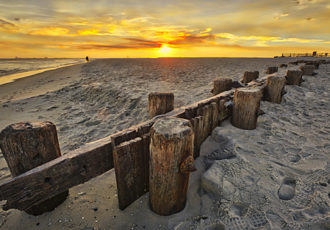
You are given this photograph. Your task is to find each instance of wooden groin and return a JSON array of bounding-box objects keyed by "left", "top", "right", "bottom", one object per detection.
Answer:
[{"left": 0, "top": 59, "right": 325, "bottom": 215}]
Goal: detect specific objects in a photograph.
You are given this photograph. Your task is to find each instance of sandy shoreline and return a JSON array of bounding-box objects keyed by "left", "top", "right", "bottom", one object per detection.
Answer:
[
  {"left": 0, "top": 63, "right": 85, "bottom": 103},
  {"left": 0, "top": 58, "right": 329, "bottom": 229},
  {"left": 0, "top": 62, "right": 85, "bottom": 86}
]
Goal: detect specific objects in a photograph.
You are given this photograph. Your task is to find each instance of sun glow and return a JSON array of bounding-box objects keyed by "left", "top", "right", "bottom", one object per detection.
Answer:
[{"left": 159, "top": 44, "right": 172, "bottom": 56}]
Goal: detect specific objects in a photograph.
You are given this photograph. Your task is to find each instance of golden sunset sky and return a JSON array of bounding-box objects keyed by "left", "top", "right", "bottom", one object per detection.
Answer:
[{"left": 0, "top": 0, "right": 329, "bottom": 58}]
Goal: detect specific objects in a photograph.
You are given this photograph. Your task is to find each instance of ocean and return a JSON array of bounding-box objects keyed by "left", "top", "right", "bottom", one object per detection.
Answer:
[{"left": 0, "top": 58, "right": 84, "bottom": 77}]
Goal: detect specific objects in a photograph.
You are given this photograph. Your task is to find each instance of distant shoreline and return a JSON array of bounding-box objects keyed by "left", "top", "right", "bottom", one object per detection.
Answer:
[{"left": 0, "top": 62, "right": 84, "bottom": 86}]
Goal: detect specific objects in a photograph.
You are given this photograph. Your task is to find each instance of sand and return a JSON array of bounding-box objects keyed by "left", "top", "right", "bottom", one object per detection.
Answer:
[{"left": 0, "top": 58, "right": 329, "bottom": 229}]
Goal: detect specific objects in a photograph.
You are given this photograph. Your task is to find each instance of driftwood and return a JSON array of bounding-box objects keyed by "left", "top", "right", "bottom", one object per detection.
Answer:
[
  {"left": 149, "top": 117, "right": 194, "bottom": 215},
  {"left": 0, "top": 121, "right": 68, "bottom": 215},
  {"left": 231, "top": 88, "right": 263, "bottom": 130},
  {"left": 211, "top": 78, "right": 232, "bottom": 95},
  {"left": 0, "top": 136, "right": 113, "bottom": 212},
  {"left": 148, "top": 92, "right": 174, "bottom": 118},
  {"left": 300, "top": 65, "right": 315, "bottom": 76},
  {"left": 266, "top": 67, "right": 278, "bottom": 74},
  {"left": 242, "top": 71, "right": 259, "bottom": 84},
  {"left": 286, "top": 70, "right": 303, "bottom": 85},
  {"left": 264, "top": 75, "right": 286, "bottom": 103}
]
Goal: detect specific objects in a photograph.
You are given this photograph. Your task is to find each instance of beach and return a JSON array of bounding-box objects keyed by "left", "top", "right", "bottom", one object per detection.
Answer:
[{"left": 0, "top": 58, "right": 329, "bottom": 229}]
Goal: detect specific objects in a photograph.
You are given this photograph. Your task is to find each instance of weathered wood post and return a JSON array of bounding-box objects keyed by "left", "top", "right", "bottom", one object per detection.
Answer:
[
  {"left": 264, "top": 75, "right": 286, "bottom": 103},
  {"left": 148, "top": 92, "right": 174, "bottom": 118},
  {"left": 300, "top": 65, "right": 315, "bottom": 76},
  {"left": 266, "top": 67, "right": 278, "bottom": 74},
  {"left": 231, "top": 88, "right": 263, "bottom": 130},
  {"left": 149, "top": 117, "right": 195, "bottom": 216},
  {"left": 0, "top": 121, "right": 68, "bottom": 215},
  {"left": 241, "top": 71, "right": 259, "bottom": 84},
  {"left": 280, "top": 64, "right": 288, "bottom": 68},
  {"left": 305, "top": 61, "right": 319, "bottom": 69},
  {"left": 211, "top": 78, "right": 232, "bottom": 95},
  {"left": 286, "top": 70, "right": 303, "bottom": 85}
]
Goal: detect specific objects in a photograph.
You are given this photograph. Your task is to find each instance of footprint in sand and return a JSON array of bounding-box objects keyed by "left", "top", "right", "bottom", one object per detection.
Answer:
[{"left": 278, "top": 177, "right": 296, "bottom": 200}]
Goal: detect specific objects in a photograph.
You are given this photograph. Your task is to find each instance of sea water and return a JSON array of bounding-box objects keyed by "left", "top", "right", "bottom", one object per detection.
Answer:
[{"left": 0, "top": 58, "right": 84, "bottom": 77}]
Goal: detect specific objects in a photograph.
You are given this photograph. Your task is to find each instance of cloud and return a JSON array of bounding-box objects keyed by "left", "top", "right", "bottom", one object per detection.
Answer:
[
  {"left": 29, "top": 27, "right": 70, "bottom": 36},
  {"left": 0, "top": 0, "right": 329, "bottom": 57},
  {"left": 169, "top": 34, "right": 215, "bottom": 46},
  {"left": 0, "top": 18, "right": 15, "bottom": 27},
  {"left": 78, "top": 37, "right": 161, "bottom": 50}
]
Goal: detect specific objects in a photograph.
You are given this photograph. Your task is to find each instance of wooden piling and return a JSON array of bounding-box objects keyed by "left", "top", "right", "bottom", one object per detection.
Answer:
[
  {"left": 264, "top": 75, "right": 286, "bottom": 103},
  {"left": 0, "top": 121, "right": 68, "bottom": 215},
  {"left": 280, "top": 64, "right": 288, "bottom": 68},
  {"left": 266, "top": 67, "right": 278, "bottom": 74},
  {"left": 211, "top": 78, "right": 232, "bottom": 95},
  {"left": 148, "top": 92, "right": 174, "bottom": 118},
  {"left": 241, "top": 71, "right": 259, "bottom": 84},
  {"left": 112, "top": 136, "right": 149, "bottom": 210},
  {"left": 149, "top": 117, "right": 195, "bottom": 216},
  {"left": 305, "top": 61, "right": 320, "bottom": 69},
  {"left": 300, "top": 65, "right": 315, "bottom": 76},
  {"left": 231, "top": 88, "right": 263, "bottom": 130},
  {"left": 286, "top": 70, "right": 303, "bottom": 85}
]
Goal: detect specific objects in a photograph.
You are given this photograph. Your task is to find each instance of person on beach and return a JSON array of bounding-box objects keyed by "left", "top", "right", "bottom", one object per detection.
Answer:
[{"left": 86, "top": 56, "right": 89, "bottom": 62}]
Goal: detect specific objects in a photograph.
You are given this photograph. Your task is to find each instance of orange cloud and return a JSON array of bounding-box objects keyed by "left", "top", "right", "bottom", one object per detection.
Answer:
[
  {"left": 29, "top": 27, "right": 70, "bottom": 36},
  {"left": 169, "top": 34, "right": 215, "bottom": 47}
]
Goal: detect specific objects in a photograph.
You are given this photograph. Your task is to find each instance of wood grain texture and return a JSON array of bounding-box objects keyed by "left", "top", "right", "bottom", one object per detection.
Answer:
[
  {"left": 149, "top": 117, "right": 194, "bottom": 216},
  {"left": 148, "top": 92, "right": 174, "bottom": 118},
  {"left": 266, "top": 67, "right": 278, "bottom": 74},
  {"left": 218, "top": 99, "right": 231, "bottom": 121},
  {"left": 0, "top": 121, "right": 69, "bottom": 215},
  {"left": 0, "top": 121, "right": 61, "bottom": 177},
  {"left": 264, "top": 75, "right": 286, "bottom": 103},
  {"left": 242, "top": 71, "right": 259, "bottom": 84},
  {"left": 0, "top": 88, "right": 235, "bottom": 212},
  {"left": 210, "top": 102, "right": 219, "bottom": 131},
  {"left": 231, "top": 88, "right": 263, "bottom": 130},
  {"left": 191, "top": 116, "right": 203, "bottom": 158},
  {"left": 299, "top": 65, "right": 315, "bottom": 76},
  {"left": 0, "top": 136, "right": 113, "bottom": 211},
  {"left": 211, "top": 78, "right": 232, "bottom": 95},
  {"left": 286, "top": 70, "right": 303, "bottom": 85},
  {"left": 112, "top": 136, "right": 149, "bottom": 210}
]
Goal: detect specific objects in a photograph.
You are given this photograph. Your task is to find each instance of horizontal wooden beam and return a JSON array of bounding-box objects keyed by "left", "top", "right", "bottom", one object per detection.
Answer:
[
  {"left": 0, "top": 89, "right": 235, "bottom": 211},
  {"left": 0, "top": 136, "right": 113, "bottom": 211}
]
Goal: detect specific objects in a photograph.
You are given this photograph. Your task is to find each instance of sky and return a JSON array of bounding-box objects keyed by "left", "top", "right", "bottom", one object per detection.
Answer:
[{"left": 0, "top": 0, "right": 329, "bottom": 58}]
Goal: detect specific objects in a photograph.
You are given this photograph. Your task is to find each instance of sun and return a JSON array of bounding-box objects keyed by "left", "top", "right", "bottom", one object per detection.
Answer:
[{"left": 159, "top": 44, "right": 172, "bottom": 56}]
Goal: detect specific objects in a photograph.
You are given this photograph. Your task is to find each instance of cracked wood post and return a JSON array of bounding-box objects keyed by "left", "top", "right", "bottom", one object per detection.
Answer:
[
  {"left": 266, "top": 66, "right": 278, "bottom": 74},
  {"left": 286, "top": 70, "right": 303, "bottom": 85},
  {"left": 149, "top": 117, "right": 195, "bottom": 216},
  {"left": 0, "top": 121, "right": 68, "bottom": 215},
  {"left": 264, "top": 75, "right": 286, "bottom": 103},
  {"left": 241, "top": 71, "right": 259, "bottom": 84},
  {"left": 231, "top": 88, "right": 263, "bottom": 130},
  {"left": 211, "top": 78, "right": 232, "bottom": 95},
  {"left": 300, "top": 65, "right": 315, "bottom": 76},
  {"left": 148, "top": 92, "right": 174, "bottom": 118}
]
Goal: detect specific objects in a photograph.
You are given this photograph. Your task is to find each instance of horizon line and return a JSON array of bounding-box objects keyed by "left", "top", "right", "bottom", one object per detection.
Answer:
[{"left": 1, "top": 56, "right": 328, "bottom": 60}]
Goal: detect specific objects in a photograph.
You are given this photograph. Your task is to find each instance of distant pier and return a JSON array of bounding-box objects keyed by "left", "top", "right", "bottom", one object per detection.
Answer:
[{"left": 275, "top": 51, "right": 328, "bottom": 58}]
